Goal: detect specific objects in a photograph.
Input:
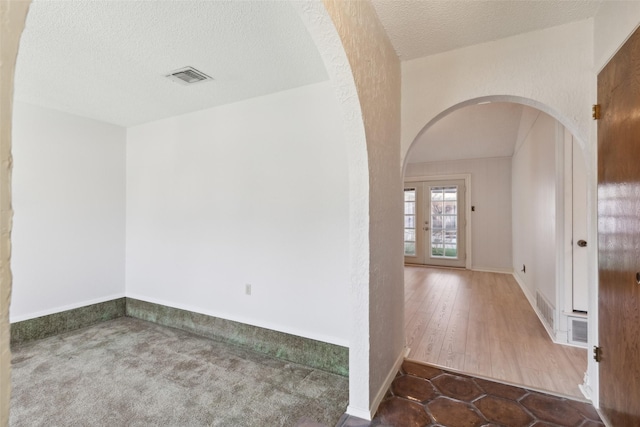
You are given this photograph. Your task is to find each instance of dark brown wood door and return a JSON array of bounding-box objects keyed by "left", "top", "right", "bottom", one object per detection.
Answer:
[{"left": 598, "top": 26, "right": 640, "bottom": 427}]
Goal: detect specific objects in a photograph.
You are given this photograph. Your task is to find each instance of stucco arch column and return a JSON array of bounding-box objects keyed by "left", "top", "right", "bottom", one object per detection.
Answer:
[
  {"left": 292, "top": 0, "right": 404, "bottom": 418},
  {"left": 1, "top": 1, "right": 32, "bottom": 423}
]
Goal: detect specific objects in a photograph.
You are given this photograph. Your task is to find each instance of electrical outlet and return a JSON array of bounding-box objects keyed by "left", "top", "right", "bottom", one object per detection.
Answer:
[{"left": 245, "top": 283, "right": 251, "bottom": 296}]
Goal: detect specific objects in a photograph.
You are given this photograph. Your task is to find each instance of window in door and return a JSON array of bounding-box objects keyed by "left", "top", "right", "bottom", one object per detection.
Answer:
[
  {"left": 430, "top": 186, "right": 458, "bottom": 258},
  {"left": 404, "top": 188, "right": 417, "bottom": 256}
]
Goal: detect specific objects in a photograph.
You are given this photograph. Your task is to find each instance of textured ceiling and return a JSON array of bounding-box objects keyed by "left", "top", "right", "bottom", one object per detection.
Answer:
[
  {"left": 406, "top": 103, "right": 526, "bottom": 164},
  {"left": 371, "top": 0, "right": 603, "bottom": 60},
  {"left": 15, "top": 0, "right": 328, "bottom": 126}
]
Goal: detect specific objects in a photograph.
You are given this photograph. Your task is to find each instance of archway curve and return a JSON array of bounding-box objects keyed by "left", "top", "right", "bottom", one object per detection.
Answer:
[
  {"left": 0, "top": 1, "right": 32, "bottom": 422},
  {"left": 402, "top": 95, "right": 589, "bottom": 176},
  {"left": 289, "top": 1, "right": 373, "bottom": 417},
  {"left": 401, "top": 93, "right": 595, "bottom": 399},
  {"left": 2, "top": 0, "right": 377, "bottom": 421}
]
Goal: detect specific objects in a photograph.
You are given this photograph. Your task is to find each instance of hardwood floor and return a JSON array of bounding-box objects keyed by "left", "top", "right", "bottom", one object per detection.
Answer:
[{"left": 405, "top": 266, "right": 588, "bottom": 399}]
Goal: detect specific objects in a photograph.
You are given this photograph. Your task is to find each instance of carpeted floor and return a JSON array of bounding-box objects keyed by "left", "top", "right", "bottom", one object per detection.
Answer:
[{"left": 10, "top": 317, "right": 349, "bottom": 426}]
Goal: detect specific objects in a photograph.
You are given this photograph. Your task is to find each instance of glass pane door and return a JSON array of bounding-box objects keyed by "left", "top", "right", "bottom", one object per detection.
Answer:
[
  {"left": 430, "top": 186, "right": 458, "bottom": 258},
  {"left": 404, "top": 179, "right": 465, "bottom": 267},
  {"left": 404, "top": 189, "right": 417, "bottom": 256}
]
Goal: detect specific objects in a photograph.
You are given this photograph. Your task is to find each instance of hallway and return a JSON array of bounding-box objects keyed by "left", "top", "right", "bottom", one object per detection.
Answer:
[{"left": 405, "top": 266, "right": 587, "bottom": 399}]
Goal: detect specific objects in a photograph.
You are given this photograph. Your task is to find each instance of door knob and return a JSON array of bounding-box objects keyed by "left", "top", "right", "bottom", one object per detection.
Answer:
[{"left": 577, "top": 240, "right": 587, "bottom": 247}]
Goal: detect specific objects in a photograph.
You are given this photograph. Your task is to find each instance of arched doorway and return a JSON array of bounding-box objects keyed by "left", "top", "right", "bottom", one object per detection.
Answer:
[
  {"left": 402, "top": 97, "right": 592, "bottom": 399},
  {"left": 2, "top": 0, "right": 394, "bottom": 422}
]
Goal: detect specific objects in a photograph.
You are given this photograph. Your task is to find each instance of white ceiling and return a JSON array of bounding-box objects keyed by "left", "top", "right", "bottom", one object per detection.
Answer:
[
  {"left": 406, "top": 103, "right": 528, "bottom": 164},
  {"left": 14, "top": 0, "right": 594, "bottom": 143},
  {"left": 14, "top": 0, "right": 328, "bottom": 127},
  {"left": 371, "top": 0, "right": 603, "bottom": 60}
]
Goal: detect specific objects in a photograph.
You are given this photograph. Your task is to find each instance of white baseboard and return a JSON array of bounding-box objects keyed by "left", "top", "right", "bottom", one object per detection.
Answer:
[
  {"left": 597, "top": 409, "right": 613, "bottom": 427},
  {"left": 357, "top": 347, "right": 407, "bottom": 420},
  {"left": 472, "top": 267, "right": 514, "bottom": 274},
  {"left": 579, "top": 370, "right": 594, "bottom": 402},
  {"left": 511, "top": 273, "right": 557, "bottom": 343},
  {"left": 345, "top": 405, "right": 371, "bottom": 421}
]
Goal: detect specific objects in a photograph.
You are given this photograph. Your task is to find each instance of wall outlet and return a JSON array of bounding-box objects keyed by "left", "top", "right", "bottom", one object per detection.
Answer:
[{"left": 245, "top": 283, "right": 251, "bottom": 296}]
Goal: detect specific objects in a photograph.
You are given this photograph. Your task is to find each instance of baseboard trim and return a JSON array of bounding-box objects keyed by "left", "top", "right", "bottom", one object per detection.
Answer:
[
  {"left": 366, "top": 347, "right": 407, "bottom": 419},
  {"left": 10, "top": 298, "right": 126, "bottom": 345},
  {"left": 472, "top": 267, "right": 514, "bottom": 274},
  {"left": 125, "top": 298, "right": 349, "bottom": 376},
  {"left": 597, "top": 409, "right": 613, "bottom": 427},
  {"left": 511, "top": 273, "right": 557, "bottom": 343},
  {"left": 345, "top": 406, "right": 372, "bottom": 421}
]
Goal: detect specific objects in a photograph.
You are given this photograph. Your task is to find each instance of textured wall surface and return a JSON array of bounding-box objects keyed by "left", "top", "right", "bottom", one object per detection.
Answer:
[
  {"left": 594, "top": 1, "right": 640, "bottom": 72},
  {"left": 402, "top": 19, "right": 594, "bottom": 164},
  {"left": 290, "top": 0, "right": 372, "bottom": 417},
  {"left": 322, "top": 0, "right": 403, "bottom": 418},
  {"left": 0, "top": 1, "right": 31, "bottom": 423},
  {"left": 371, "top": 0, "right": 602, "bottom": 61}
]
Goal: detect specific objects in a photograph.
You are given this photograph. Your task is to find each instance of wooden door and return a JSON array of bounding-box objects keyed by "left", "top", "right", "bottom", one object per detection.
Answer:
[{"left": 597, "top": 25, "right": 640, "bottom": 426}]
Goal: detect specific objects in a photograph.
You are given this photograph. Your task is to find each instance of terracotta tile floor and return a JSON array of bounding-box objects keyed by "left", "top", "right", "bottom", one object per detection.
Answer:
[{"left": 336, "top": 360, "right": 603, "bottom": 427}]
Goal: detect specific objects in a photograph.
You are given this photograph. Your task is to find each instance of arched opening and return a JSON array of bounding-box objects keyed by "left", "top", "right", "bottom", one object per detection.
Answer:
[
  {"left": 3, "top": 0, "right": 374, "bottom": 423},
  {"left": 401, "top": 96, "right": 592, "bottom": 399}
]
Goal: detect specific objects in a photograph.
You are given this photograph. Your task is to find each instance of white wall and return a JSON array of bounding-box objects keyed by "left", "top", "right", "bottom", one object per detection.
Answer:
[
  {"left": 402, "top": 19, "right": 594, "bottom": 163},
  {"left": 594, "top": 1, "right": 640, "bottom": 72},
  {"left": 126, "top": 81, "right": 350, "bottom": 346},
  {"left": 405, "top": 157, "right": 512, "bottom": 272},
  {"left": 10, "top": 102, "right": 126, "bottom": 322},
  {"left": 512, "top": 111, "right": 558, "bottom": 306}
]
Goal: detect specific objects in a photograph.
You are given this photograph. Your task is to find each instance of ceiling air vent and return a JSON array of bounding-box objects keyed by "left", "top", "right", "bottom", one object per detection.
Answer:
[{"left": 166, "top": 66, "right": 213, "bottom": 85}]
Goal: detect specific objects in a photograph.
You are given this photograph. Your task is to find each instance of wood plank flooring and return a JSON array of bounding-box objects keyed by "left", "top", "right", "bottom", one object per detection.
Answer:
[{"left": 405, "top": 266, "right": 588, "bottom": 399}]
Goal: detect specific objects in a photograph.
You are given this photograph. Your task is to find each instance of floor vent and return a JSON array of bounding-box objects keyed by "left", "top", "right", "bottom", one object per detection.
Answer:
[
  {"left": 536, "top": 291, "right": 555, "bottom": 330},
  {"left": 568, "top": 316, "right": 588, "bottom": 346}
]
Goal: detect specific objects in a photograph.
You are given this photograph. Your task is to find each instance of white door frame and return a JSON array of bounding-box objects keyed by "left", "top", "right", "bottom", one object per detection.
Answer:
[{"left": 405, "top": 174, "right": 472, "bottom": 270}]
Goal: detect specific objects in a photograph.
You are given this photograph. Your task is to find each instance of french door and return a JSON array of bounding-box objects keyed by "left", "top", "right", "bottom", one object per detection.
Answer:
[{"left": 404, "top": 180, "right": 466, "bottom": 268}]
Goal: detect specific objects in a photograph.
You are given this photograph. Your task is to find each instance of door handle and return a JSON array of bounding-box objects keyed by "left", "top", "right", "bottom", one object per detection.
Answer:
[{"left": 577, "top": 240, "right": 587, "bottom": 247}]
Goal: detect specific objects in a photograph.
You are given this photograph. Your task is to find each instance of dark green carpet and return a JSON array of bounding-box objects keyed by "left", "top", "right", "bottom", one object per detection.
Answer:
[{"left": 10, "top": 317, "right": 348, "bottom": 426}]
